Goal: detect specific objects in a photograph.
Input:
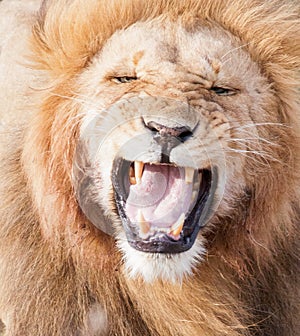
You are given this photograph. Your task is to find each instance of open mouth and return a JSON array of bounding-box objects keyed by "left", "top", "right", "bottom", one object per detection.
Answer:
[{"left": 112, "top": 159, "right": 216, "bottom": 253}]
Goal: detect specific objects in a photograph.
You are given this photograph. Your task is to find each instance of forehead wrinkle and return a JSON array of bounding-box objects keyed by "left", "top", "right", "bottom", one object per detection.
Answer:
[
  {"left": 156, "top": 41, "right": 179, "bottom": 64},
  {"left": 175, "top": 27, "right": 240, "bottom": 83}
]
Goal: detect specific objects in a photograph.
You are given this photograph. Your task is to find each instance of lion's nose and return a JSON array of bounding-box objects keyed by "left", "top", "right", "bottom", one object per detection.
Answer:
[{"left": 145, "top": 120, "right": 193, "bottom": 142}]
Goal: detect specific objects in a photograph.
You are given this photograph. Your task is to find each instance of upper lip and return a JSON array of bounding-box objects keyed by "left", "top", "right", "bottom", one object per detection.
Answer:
[{"left": 112, "top": 158, "right": 216, "bottom": 253}]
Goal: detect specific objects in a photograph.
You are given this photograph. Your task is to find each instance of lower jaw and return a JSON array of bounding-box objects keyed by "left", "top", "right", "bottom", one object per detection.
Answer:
[{"left": 118, "top": 235, "right": 206, "bottom": 283}]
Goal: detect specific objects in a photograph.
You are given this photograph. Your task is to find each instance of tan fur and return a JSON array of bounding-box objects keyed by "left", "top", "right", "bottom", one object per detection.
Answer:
[{"left": 0, "top": 0, "right": 299, "bottom": 335}]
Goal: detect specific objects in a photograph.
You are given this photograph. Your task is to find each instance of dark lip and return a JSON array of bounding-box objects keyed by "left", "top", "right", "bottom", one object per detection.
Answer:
[{"left": 112, "top": 159, "right": 217, "bottom": 254}]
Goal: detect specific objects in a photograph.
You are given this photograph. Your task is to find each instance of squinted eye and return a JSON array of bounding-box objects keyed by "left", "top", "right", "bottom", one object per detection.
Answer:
[
  {"left": 112, "top": 76, "right": 138, "bottom": 84},
  {"left": 210, "top": 86, "right": 236, "bottom": 96}
]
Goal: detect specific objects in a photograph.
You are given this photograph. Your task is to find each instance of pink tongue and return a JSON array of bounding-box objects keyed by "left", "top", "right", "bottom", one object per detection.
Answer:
[{"left": 125, "top": 164, "right": 193, "bottom": 228}]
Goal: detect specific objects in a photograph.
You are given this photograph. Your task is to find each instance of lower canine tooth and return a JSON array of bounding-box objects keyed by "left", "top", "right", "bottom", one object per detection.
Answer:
[
  {"left": 185, "top": 167, "right": 194, "bottom": 183},
  {"left": 137, "top": 209, "right": 150, "bottom": 235},
  {"left": 198, "top": 171, "right": 202, "bottom": 185},
  {"left": 170, "top": 213, "right": 185, "bottom": 237},
  {"left": 134, "top": 161, "right": 144, "bottom": 184}
]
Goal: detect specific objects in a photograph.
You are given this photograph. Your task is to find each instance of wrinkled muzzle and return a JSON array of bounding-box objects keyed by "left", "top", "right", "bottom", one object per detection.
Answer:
[{"left": 73, "top": 97, "right": 221, "bottom": 254}]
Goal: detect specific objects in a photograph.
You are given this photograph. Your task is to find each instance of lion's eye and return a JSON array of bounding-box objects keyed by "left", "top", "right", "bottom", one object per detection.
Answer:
[
  {"left": 112, "top": 76, "right": 138, "bottom": 84},
  {"left": 210, "top": 86, "right": 236, "bottom": 96}
]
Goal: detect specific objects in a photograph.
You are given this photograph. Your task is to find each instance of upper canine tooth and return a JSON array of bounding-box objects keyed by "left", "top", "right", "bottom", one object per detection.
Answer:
[
  {"left": 137, "top": 209, "right": 150, "bottom": 235},
  {"left": 185, "top": 167, "right": 194, "bottom": 184},
  {"left": 134, "top": 161, "right": 144, "bottom": 184},
  {"left": 170, "top": 213, "right": 185, "bottom": 237}
]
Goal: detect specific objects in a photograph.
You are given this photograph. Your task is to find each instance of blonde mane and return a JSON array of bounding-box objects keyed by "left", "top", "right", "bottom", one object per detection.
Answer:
[{"left": 0, "top": 0, "right": 299, "bottom": 335}]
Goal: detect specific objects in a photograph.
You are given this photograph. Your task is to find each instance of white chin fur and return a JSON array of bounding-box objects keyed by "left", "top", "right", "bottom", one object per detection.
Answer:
[{"left": 118, "top": 235, "right": 205, "bottom": 283}]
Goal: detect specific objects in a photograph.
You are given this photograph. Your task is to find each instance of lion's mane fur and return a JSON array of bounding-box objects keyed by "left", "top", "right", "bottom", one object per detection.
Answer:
[{"left": 0, "top": 0, "right": 299, "bottom": 335}]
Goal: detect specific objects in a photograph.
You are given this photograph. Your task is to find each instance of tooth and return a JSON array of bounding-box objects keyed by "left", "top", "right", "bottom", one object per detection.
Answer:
[
  {"left": 129, "top": 166, "right": 136, "bottom": 185},
  {"left": 191, "top": 190, "right": 198, "bottom": 202},
  {"left": 193, "top": 171, "right": 202, "bottom": 191},
  {"left": 185, "top": 167, "right": 194, "bottom": 184},
  {"left": 198, "top": 171, "right": 202, "bottom": 184},
  {"left": 170, "top": 213, "right": 185, "bottom": 238},
  {"left": 134, "top": 161, "right": 144, "bottom": 184},
  {"left": 137, "top": 209, "right": 150, "bottom": 235},
  {"left": 130, "top": 177, "right": 136, "bottom": 185}
]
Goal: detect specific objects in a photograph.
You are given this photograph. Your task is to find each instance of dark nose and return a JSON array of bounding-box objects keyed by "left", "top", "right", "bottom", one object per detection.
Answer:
[{"left": 145, "top": 120, "right": 193, "bottom": 142}]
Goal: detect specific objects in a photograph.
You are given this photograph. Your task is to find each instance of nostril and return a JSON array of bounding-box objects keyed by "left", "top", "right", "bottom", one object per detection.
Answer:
[
  {"left": 144, "top": 120, "right": 193, "bottom": 141},
  {"left": 179, "top": 129, "right": 193, "bottom": 142},
  {"left": 146, "top": 122, "right": 159, "bottom": 133}
]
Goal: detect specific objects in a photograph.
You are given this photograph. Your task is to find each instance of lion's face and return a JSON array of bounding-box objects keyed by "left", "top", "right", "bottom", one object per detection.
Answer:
[{"left": 73, "top": 19, "right": 278, "bottom": 282}]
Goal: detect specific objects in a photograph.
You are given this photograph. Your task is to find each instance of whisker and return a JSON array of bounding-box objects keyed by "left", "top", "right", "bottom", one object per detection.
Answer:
[
  {"left": 225, "top": 151, "right": 272, "bottom": 167},
  {"left": 226, "top": 137, "right": 281, "bottom": 148},
  {"left": 221, "top": 42, "right": 250, "bottom": 61},
  {"left": 50, "top": 92, "right": 102, "bottom": 111},
  {"left": 227, "top": 122, "right": 290, "bottom": 132},
  {"left": 225, "top": 147, "right": 282, "bottom": 164}
]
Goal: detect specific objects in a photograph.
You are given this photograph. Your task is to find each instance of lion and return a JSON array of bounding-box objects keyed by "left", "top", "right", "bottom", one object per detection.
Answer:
[{"left": 0, "top": 0, "right": 299, "bottom": 335}]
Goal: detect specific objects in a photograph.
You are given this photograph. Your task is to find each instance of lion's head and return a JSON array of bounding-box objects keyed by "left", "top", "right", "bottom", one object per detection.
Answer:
[
  {"left": 71, "top": 17, "right": 286, "bottom": 282},
  {"left": 25, "top": 0, "right": 300, "bottom": 284},
  {"left": 0, "top": 0, "right": 299, "bottom": 335}
]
